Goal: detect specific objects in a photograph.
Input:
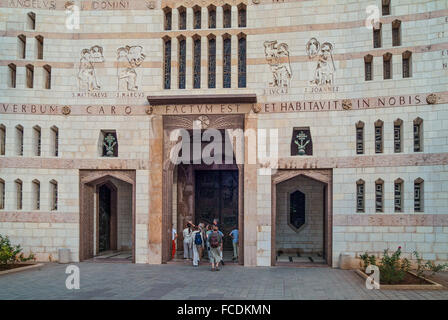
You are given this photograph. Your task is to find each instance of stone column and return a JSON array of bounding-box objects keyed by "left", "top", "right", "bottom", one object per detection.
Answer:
[
  {"left": 244, "top": 113, "right": 258, "bottom": 266},
  {"left": 216, "top": 35, "right": 223, "bottom": 89},
  {"left": 186, "top": 37, "right": 193, "bottom": 90},
  {"left": 186, "top": 7, "right": 193, "bottom": 30},
  {"left": 172, "top": 8, "right": 178, "bottom": 31},
  {"left": 216, "top": 5, "right": 223, "bottom": 29},
  {"left": 171, "top": 38, "right": 179, "bottom": 89},
  {"left": 231, "top": 34, "right": 238, "bottom": 89},
  {"left": 148, "top": 115, "right": 163, "bottom": 264},
  {"left": 201, "top": 35, "right": 207, "bottom": 89}
]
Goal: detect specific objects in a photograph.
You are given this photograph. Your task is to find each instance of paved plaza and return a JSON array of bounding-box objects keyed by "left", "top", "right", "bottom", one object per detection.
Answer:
[{"left": 1, "top": 263, "right": 448, "bottom": 300}]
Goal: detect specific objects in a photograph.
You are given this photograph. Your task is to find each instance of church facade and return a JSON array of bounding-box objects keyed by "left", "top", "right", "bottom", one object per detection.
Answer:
[{"left": 0, "top": 0, "right": 447, "bottom": 267}]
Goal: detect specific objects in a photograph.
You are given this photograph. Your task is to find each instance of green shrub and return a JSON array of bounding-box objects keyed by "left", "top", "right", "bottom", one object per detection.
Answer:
[
  {"left": 379, "top": 247, "right": 410, "bottom": 284},
  {"left": 359, "top": 252, "right": 376, "bottom": 268},
  {"left": 413, "top": 251, "right": 448, "bottom": 278},
  {"left": 0, "top": 234, "right": 35, "bottom": 265}
]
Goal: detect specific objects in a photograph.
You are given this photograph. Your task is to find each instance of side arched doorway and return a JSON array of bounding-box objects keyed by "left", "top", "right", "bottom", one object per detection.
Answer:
[
  {"left": 79, "top": 170, "right": 136, "bottom": 262},
  {"left": 271, "top": 169, "right": 333, "bottom": 266}
]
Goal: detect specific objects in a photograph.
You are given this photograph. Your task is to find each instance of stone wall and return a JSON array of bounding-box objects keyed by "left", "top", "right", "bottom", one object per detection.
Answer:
[{"left": 0, "top": 0, "right": 447, "bottom": 266}]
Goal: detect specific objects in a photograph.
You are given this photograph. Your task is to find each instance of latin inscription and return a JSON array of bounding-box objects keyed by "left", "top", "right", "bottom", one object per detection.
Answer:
[{"left": 8, "top": 0, "right": 56, "bottom": 9}]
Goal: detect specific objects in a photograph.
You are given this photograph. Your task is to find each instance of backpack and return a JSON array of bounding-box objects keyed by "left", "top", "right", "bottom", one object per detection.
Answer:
[
  {"left": 210, "top": 232, "right": 220, "bottom": 248},
  {"left": 194, "top": 232, "right": 202, "bottom": 245}
]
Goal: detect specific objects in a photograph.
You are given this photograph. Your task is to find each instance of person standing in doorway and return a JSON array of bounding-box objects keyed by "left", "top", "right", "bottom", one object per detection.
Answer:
[
  {"left": 172, "top": 225, "right": 177, "bottom": 259},
  {"left": 209, "top": 225, "right": 223, "bottom": 271},
  {"left": 199, "top": 222, "right": 206, "bottom": 258},
  {"left": 229, "top": 227, "right": 239, "bottom": 261},
  {"left": 192, "top": 225, "right": 203, "bottom": 267},
  {"left": 205, "top": 224, "right": 213, "bottom": 261},
  {"left": 183, "top": 223, "right": 193, "bottom": 260}
]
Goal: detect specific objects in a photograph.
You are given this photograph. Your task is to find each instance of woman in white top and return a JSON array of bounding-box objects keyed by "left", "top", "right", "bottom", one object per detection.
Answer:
[{"left": 183, "top": 223, "right": 193, "bottom": 260}]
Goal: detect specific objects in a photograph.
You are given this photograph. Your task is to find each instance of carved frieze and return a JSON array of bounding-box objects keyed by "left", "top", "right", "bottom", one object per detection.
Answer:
[
  {"left": 117, "top": 45, "right": 146, "bottom": 91},
  {"left": 77, "top": 46, "right": 104, "bottom": 92},
  {"left": 263, "top": 40, "right": 292, "bottom": 94},
  {"left": 426, "top": 93, "right": 438, "bottom": 104},
  {"left": 305, "top": 38, "right": 338, "bottom": 93}
]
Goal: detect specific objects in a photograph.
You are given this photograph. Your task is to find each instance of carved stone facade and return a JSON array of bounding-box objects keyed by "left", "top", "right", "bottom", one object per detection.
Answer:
[{"left": 1, "top": 0, "right": 448, "bottom": 267}]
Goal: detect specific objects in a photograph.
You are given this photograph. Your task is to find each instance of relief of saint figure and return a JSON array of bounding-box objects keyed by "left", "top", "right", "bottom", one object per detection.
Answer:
[
  {"left": 78, "top": 45, "right": 105, "bottom": 91},
  {"left": 263, "top": 40, "right": 292, "bottom": 88},
  {"left": 306, "top": 38, "right": 336, "bottom": 86},
  {"left": 117, "top": 45, "right": 146, "bottom": 91}
]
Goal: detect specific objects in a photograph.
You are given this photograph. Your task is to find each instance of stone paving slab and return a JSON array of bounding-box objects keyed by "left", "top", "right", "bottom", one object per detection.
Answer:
[{"left": 0, "top": 263, "right": 447, "bottom": 300}]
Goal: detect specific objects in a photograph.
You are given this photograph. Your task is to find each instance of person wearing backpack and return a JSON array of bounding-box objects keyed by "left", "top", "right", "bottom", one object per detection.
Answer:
[
  {"left": 209, "top": 225, "right": 223, "bottom": 271},
  {"left": 182, "top": 223, "right": 193, "bottom": 260},
  {"left": 192, "top": 225, "right": 203, "bottom": 267}
]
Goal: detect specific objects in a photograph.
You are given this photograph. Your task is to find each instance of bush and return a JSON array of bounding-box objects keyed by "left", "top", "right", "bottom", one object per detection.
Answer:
[
  {"left": 379, "top": 247, "right": 410, "bottom": 284},
  {"left": 413, "top": 251, "right": 448, "bottom": 279},
  {"left": 359, "top": 252, "right": 376, "bottom": 269},
  {"left": 0, "top": 234, "right": 35, "bottom": 265}
]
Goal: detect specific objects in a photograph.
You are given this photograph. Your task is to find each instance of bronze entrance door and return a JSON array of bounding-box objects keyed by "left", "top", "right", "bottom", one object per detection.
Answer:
[
  {"left": 195, "top": 170, "right": 238, "bottom": 251},
  {"left": 98, "top": 184, "right": 112, "bottom": 252}
]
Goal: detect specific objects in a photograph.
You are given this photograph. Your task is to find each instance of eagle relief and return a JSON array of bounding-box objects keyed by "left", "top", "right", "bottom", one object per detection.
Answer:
[{"left": 305, "top": 38, "right": 339, "bottom": 93}]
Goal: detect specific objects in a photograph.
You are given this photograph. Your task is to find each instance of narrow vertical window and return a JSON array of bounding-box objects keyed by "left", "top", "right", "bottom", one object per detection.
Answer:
[
  {"left": 375, "top": 179, "right": 384, "bottom": 213},
  {"left": 50, "top": 180, "right": 58, "bottom": 211},
  {"left": 178, "top": 6, "right": 186, "bottom": 30},
  {"left": 394, "top": 178, "right": 403, "bottom": 212},
  {"left": 394, "top": 119, "right": 403, "bottom": 153},
  {"left": 223, "top": 34, "right": 231, "bottom": 88},
  {"left": 18, "top": 35, "right": 26, "bottom": 59},
  {"left": 0, "top": 179, "right": 4, "bottom": 210},
  {"left": 43, "top": 65, "right": 51, "bottom": 89},
  {"left": 51, "top": 126, "right": 59, "bottom": 157},
  {"left": 178, "top": 36, "right": 186, "bottom": 89},
  {"left": 238, "top": 34, "right": 246, "bottom": 88},
  {"left": 163, "top": 37, "right": 171, "bottom": 89},
  {"left": 356, "top": 121, "right": 364, "bottom": 155},
  {"left": 208, "top": 35, "right": 216, "bottom": 88},
  {"left": 163, "top": 7, "right": 172, "bottom": 31},
  {"left": 35, "top": 35, "right": 44, "bottom": 60},
  {"left": 193, "top": 36, "right": 201, "bottom": 89},
  {"left": 374, "top": 120, "right": 383, "bottom": 154},
  {"left": 15, "top": 179, "right": 23, "bottom": 210},
  {"left": 382, "top": 0, "right": 391, "bottom": 16},
  {"left": 414, "top": 178, "right": 423, "bottom": 212},
  {"left": 356, "top": 179, "right": 365, "bottom": 212},
  {"left": 32, "top": 179, "right": 40, "bottom": 210},
  {"left": 373, "top": 23, "right": 382, "bottom": 48},
  {"left": 392, "top": 20, "right": 401, "bottom": 46},
  {"left": 193, "top": 5, "right": 201, "bottom": 29},
  {"left": 364, "top": 55, "right": 373, "bottom": 81},
  {"left": 33, "top": 125, "right": 41, "bottom": 156},
  {"left": 27, "top": 12, "right": 36, "bottom": 30},
  {"left": 238, "top": 4, "right": 247, "bottom": 27},
  {"left": 402, "top": 51, "right": 412, "bottom": 78},
  {"left": 208, "top": 5, "right": 216, "bottom": 28},
  {"left": 0, "top": 125, "right": 5, "bottom": 156},
  {"left": 8, "top": 63, "right": 16, "bottom": 88},
  {"left": 413, "top": 117, "right": 423, "bottom": 152},
  {"left": 223, "top": 4, "right": 231, "bottom": 28},
  {"left": 15, "top": 125, "right": 24, "bottom": 156},
  {"left": 383, "top": 53, "right": 392, "bottom": 79},
  {"left": 26, "top": 64, "right": 34, "bottom": 88}
]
